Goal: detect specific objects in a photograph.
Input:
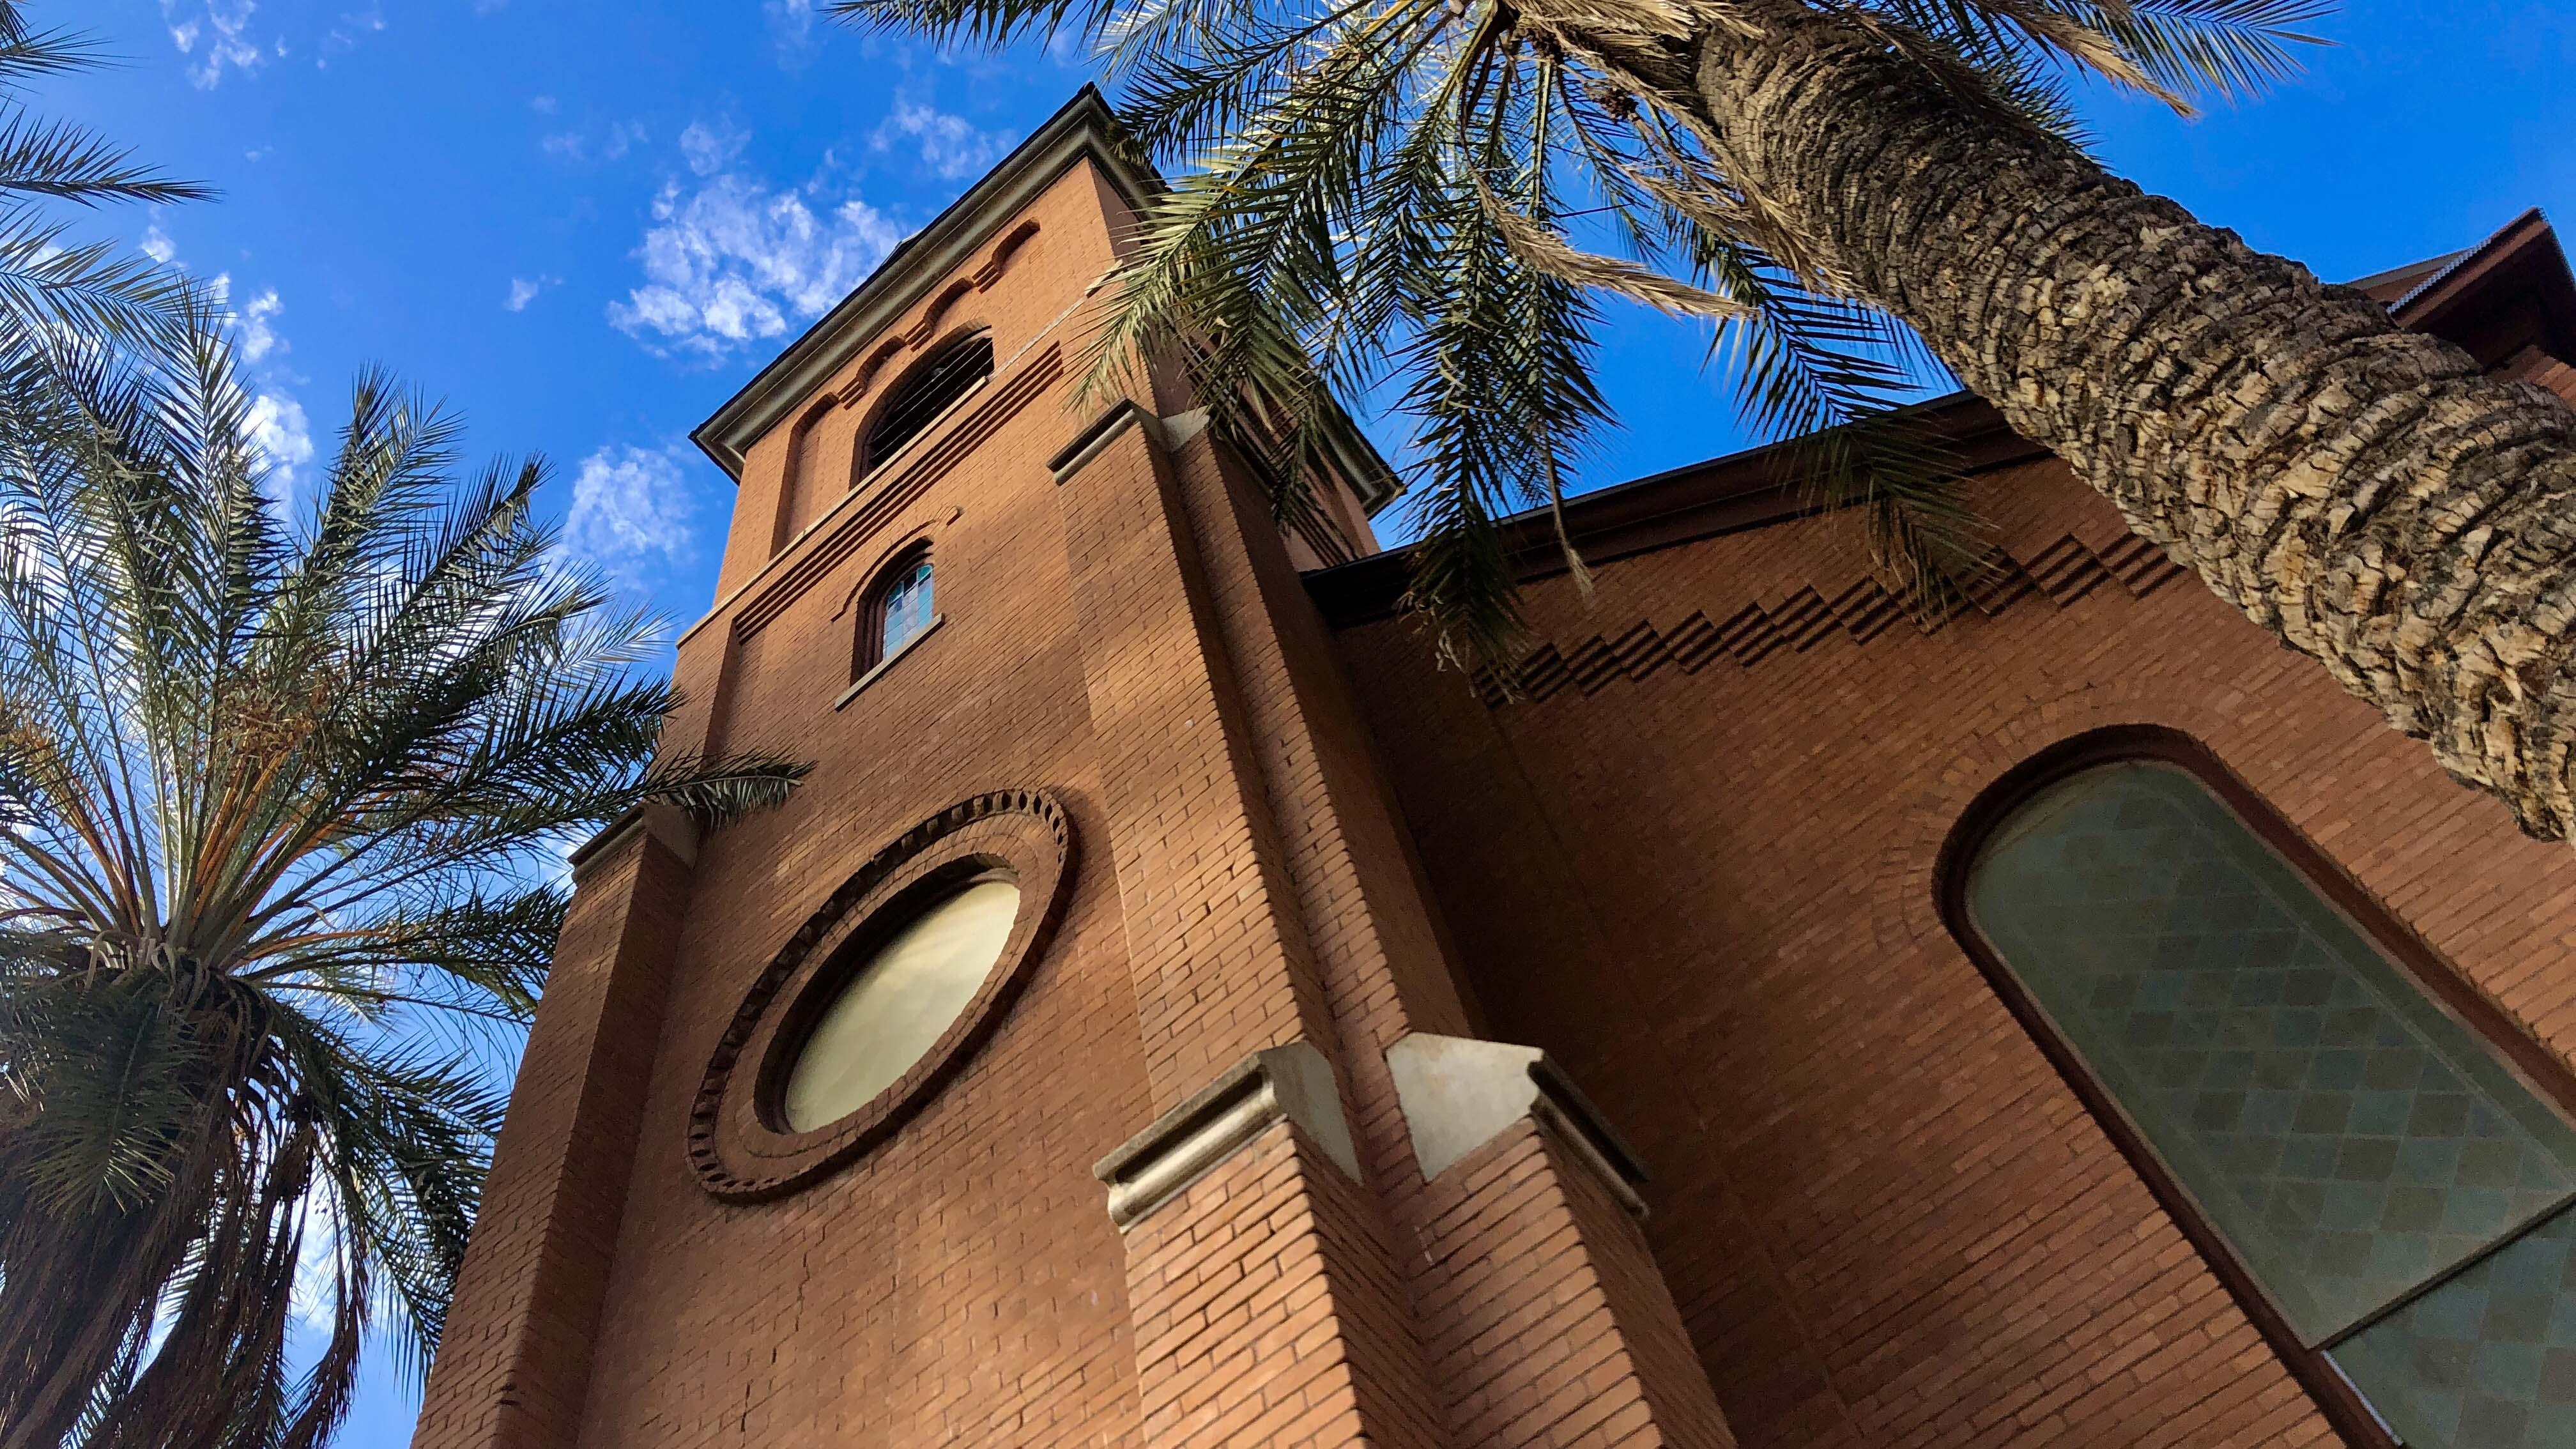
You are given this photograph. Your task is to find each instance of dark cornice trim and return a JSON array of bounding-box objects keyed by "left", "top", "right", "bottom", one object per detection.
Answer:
[
  {"left": 690, "top": 87, "right": 1152, "bottom": 480},
  {"left": 2388, "top": 208, "right": 2576, "bottom": 368},
  {"left": 1305, "top": 392, "right": 2044, "bottom": 627},
  {"left": 1309, "top": 210, "right": 2576, "bottom": 629}
]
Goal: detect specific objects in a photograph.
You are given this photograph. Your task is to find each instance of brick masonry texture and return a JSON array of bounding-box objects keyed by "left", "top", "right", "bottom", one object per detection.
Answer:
[
  {"left": 1331, "top": 454, "right": 2576, "bottom": 1446},
  {"left": 418, "top": 138, "right": 1728, "bottom": 1449},
  {"left": 416, "top": 111, "right": 2576, "bottom": 1449},
  {"left": 1417, "top": 1116, "right": 1735, "bottom": 1448},
  {"left": 424, "top": 164, "right": 1160, "bottom": 1449}
]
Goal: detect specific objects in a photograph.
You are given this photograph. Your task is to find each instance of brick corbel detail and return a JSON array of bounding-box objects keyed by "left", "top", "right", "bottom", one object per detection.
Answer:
[
  {"left": 1056, "top": 403, "right": 1443, "bottom": 1448},
  {"left": 409, "top": 805, "right": 699, "bottom": 1449},
  {"left": 1392, "top": 1035, "right": 1740, "bottom": 1449},
  {"left": 1094, "top": 1041, "right": 1360, "bottom": 1229}
]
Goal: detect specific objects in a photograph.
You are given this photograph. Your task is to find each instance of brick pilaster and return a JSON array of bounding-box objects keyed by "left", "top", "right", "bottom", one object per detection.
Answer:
[
  {"left": 1055, "top": 405, "right": 1441, "bottom": 1448},
  {"left": 1149, "top": 415, "right": 1741, "bottom": 1449},
  {"left": 1393, "top": 1036, "right": 1738, "bottom": 1448},
  {"left": 409, "top": 808, "right": 696, "bottom": 1449},
  {"left": 1052, "top": 400, "right": 1344, "bottom": 1105}
]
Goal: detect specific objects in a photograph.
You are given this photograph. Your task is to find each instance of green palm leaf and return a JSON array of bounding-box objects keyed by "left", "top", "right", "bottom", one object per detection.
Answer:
[
  {"left": 834, "top": 0, "right": 2327, "bottom": 664},
  {"left": 0, "top": 304, "right": 808, "bottom": 1449}
]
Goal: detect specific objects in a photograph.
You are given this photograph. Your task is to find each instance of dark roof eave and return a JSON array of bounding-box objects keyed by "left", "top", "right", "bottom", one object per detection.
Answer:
[
  {"left": 1309, "top": 210, "right": 2576, "bottom": 629},
  {"left": 2386, "top": 208, "right": 2576, "bottom": 367},
  {"left": 1305, "top": 390, "right": 2043, "bottom": 627}
]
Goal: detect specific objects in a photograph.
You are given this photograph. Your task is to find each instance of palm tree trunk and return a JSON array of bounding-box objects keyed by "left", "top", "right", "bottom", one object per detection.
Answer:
[{"left": 1677, "top": 5, "right": 2576, "bottom": 839}]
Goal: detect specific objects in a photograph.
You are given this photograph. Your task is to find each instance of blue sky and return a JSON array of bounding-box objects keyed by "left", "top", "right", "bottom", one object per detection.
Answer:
[{"left": 44, "top": 1, "right": 2576, "bottom": 1443}]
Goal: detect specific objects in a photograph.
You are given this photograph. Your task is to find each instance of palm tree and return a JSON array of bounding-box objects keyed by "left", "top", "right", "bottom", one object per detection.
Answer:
[
  {"left": 0, "top": 6, "right": 206, "bottom": 348},
  {"left": 0, "top": 312, "right": 807, "bottom": 1448},
  {"left": 829, "top": 0, "right": 2576, "bottom": 841}
]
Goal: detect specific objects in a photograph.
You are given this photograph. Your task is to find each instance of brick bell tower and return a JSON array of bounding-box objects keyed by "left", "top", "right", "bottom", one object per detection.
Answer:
[{"left": 411, "top": 87, "right": 1736, "bottom": 1449}]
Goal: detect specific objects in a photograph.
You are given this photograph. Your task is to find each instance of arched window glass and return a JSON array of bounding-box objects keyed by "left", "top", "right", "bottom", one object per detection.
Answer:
[
  {"left": 858, "top": 549, "right": 935, "bottom": 677},
  {"left": 862, "top": 332, "right": 992, "bottom": 474},
  {"left": 1959, "top": 755, "right": 2576, "bottom": 1447}
]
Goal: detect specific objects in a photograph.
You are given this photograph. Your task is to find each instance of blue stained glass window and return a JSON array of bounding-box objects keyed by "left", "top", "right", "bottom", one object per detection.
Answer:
[{"left": 1961, "top": 757, "right": 2576, "bottom": 1446}]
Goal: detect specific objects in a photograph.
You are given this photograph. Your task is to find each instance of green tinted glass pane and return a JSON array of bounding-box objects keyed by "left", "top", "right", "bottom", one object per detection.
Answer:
[
  {"left": 1966, "top": 762, "right": 2576, "bottom": 1344},
  {"left": 2331, "top": 1204, "right": 2576, "bottom": 1448}
]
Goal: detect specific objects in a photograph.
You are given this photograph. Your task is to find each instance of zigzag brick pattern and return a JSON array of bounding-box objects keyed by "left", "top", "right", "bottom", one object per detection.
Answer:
[{"left": 1474, "top": 530, "right": 2187, "bottom": 706}]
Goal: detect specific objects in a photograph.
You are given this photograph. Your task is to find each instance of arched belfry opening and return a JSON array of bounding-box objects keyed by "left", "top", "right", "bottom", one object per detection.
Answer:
[{"left": 858, "top": 330, "right": 993, "bottom": 480}]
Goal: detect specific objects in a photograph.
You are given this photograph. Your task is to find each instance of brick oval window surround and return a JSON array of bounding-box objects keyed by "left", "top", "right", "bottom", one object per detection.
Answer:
[{"left": 688, "top": 790, "right": 1073, "bottom": 1200}]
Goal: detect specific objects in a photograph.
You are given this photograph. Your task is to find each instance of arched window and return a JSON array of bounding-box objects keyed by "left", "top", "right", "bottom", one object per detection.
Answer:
[
  {"left": 855, "top": 546, "right": 935, "bottom": 679},
  {"left": 1944, "top": 731, "right": 2576, "bottom": 1449},
  {"left": 860, "top": 332, "right": 992, "bottom": 476}
]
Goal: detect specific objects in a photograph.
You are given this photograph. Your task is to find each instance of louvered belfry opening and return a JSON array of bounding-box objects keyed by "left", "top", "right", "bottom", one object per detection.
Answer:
[{"left": 862, "top": 332, "right": 994, "bottom": 475}]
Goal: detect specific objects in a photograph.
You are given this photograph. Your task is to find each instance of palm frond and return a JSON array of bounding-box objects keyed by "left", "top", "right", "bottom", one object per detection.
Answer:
[
  {"left": 0, "top": 296, "right": 807, "bottom": 1445},
  {"left": 833, "top": 0, "right": 2327, "bottom": 664},
  {"left": 0, "top": 117, "right": 210, "bottom": 208}
]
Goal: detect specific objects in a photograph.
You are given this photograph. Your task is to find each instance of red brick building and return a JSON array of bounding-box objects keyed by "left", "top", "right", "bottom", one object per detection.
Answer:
[{"left": 411, "top": 90, "right": 2576, "bottom": 1448}]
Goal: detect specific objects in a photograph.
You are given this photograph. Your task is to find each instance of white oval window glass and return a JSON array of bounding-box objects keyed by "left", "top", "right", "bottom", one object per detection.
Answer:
[{"left": 780, "top": 874, "right": 1020, "bottom": 1132}]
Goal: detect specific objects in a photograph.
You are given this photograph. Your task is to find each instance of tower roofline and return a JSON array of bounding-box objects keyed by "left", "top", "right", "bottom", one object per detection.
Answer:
[
  {"left": 691, "top": 84, "right": 1400, "bottom": 514},
  {"left": 691, "top": 86, "right": 1147, "bottom": 480}
]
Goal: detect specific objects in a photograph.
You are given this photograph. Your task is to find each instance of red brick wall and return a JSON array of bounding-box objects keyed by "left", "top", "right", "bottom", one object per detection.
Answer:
[
  {"left": 1126, "top": 1122, "right": 1446, "bottom": 1449},
  {"left": 1331, "top": 460, "right": 2576, "bottom": 1446},
  {"left": 1417, "top": 1116, "right": 1736, "bottom": 1448},
  {"left": 493, "top": 164, "right": 1158, "bottom": 1449},
  {"left": 412, "top": 828, "right": 693, "bottom": 1449},
  {"left": 429, "top": 135, "right": 1758, "bottom": 1449}
]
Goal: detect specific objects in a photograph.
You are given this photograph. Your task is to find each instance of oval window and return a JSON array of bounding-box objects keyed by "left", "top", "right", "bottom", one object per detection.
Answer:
[{"left": 778, "top": 872, "right": 1020, "bottom": 1132}]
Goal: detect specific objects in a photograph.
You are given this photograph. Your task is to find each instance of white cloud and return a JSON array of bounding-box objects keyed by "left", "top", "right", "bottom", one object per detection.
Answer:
[
  {"left": 192, "top": 272, "right": 311, "bottom": 507},
  {"left": 319, "top": 7, "right": 388, "bottom": 65},
  {"left": 505, "top": 275, "right": 561, "bottom": 312},
  {"left": 608, "top": 131, "right": 903, "bottom": 360},
  {"left": 543, "top": 119, "right": 647, "bottom": 165},
  {"left": 529, "top": 95, "right": 557, "bottom": 114},
  {"left": 766, "top": 0, "right": 818, "bottom": 45},
  {"left": 247, "top": 390, "right": 314, "bottom": 501},
  {"left": 139, "top": 225, "right": 178, "bottom": 265},
  {"left": 237, "top": 287, "right": 286, "bottom": 363},
  {"left": 566, "top": 445, "right": 697, "bottom": 584},
  {"left": 678, "top": 119, "right": 749, "bottom": 178},
  {"left": 871, "top": 102, "right": 1011, "bottom": 181},
  {"left": 162, "top": 0, "right": 266, "bottom": 88}
]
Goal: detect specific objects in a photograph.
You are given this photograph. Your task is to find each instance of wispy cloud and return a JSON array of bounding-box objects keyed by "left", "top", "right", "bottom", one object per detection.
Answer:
[
  {"left": 504, "top": 275, "right": 559, "bottom": 312},
  {"left": 172, "top": 256, "right": 314, "bottom": 509},
  {"left": 318, "top": 6, "right": 388, "bottom": 66},
  {"left": 247, "top": 391, "right": 315, "bottom": 499},
  {"left": 236, "top": 286, "right": 286, "bottom": 364},
  {"left": 871, "top": 102, "right": 1012, "bottom": 181},
  {"left": 542, "top": 119, "right": 648, "bottom": 165},
  {"left": 139, "top": 225, "right": 178, "bottom": 265},
  {"left": 162, "top": 0, "right": 267, "bottom": 89},
  {"left": 766, "top": 0, "right": 820, "bottom": 47},
  {"left": 608, "top": 125, "right": 903, "bottom": 360},
  {"left": 565, "top": 444, "right": 698, "bottom": 585},
  {"left": 678, "top": 119, "right": 749, "bottom": 178}
]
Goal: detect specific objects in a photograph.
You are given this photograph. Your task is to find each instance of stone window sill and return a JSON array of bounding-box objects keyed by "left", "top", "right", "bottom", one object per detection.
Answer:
[{"left": 836, "top": 614, "right": 944, "bottom": 710}]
